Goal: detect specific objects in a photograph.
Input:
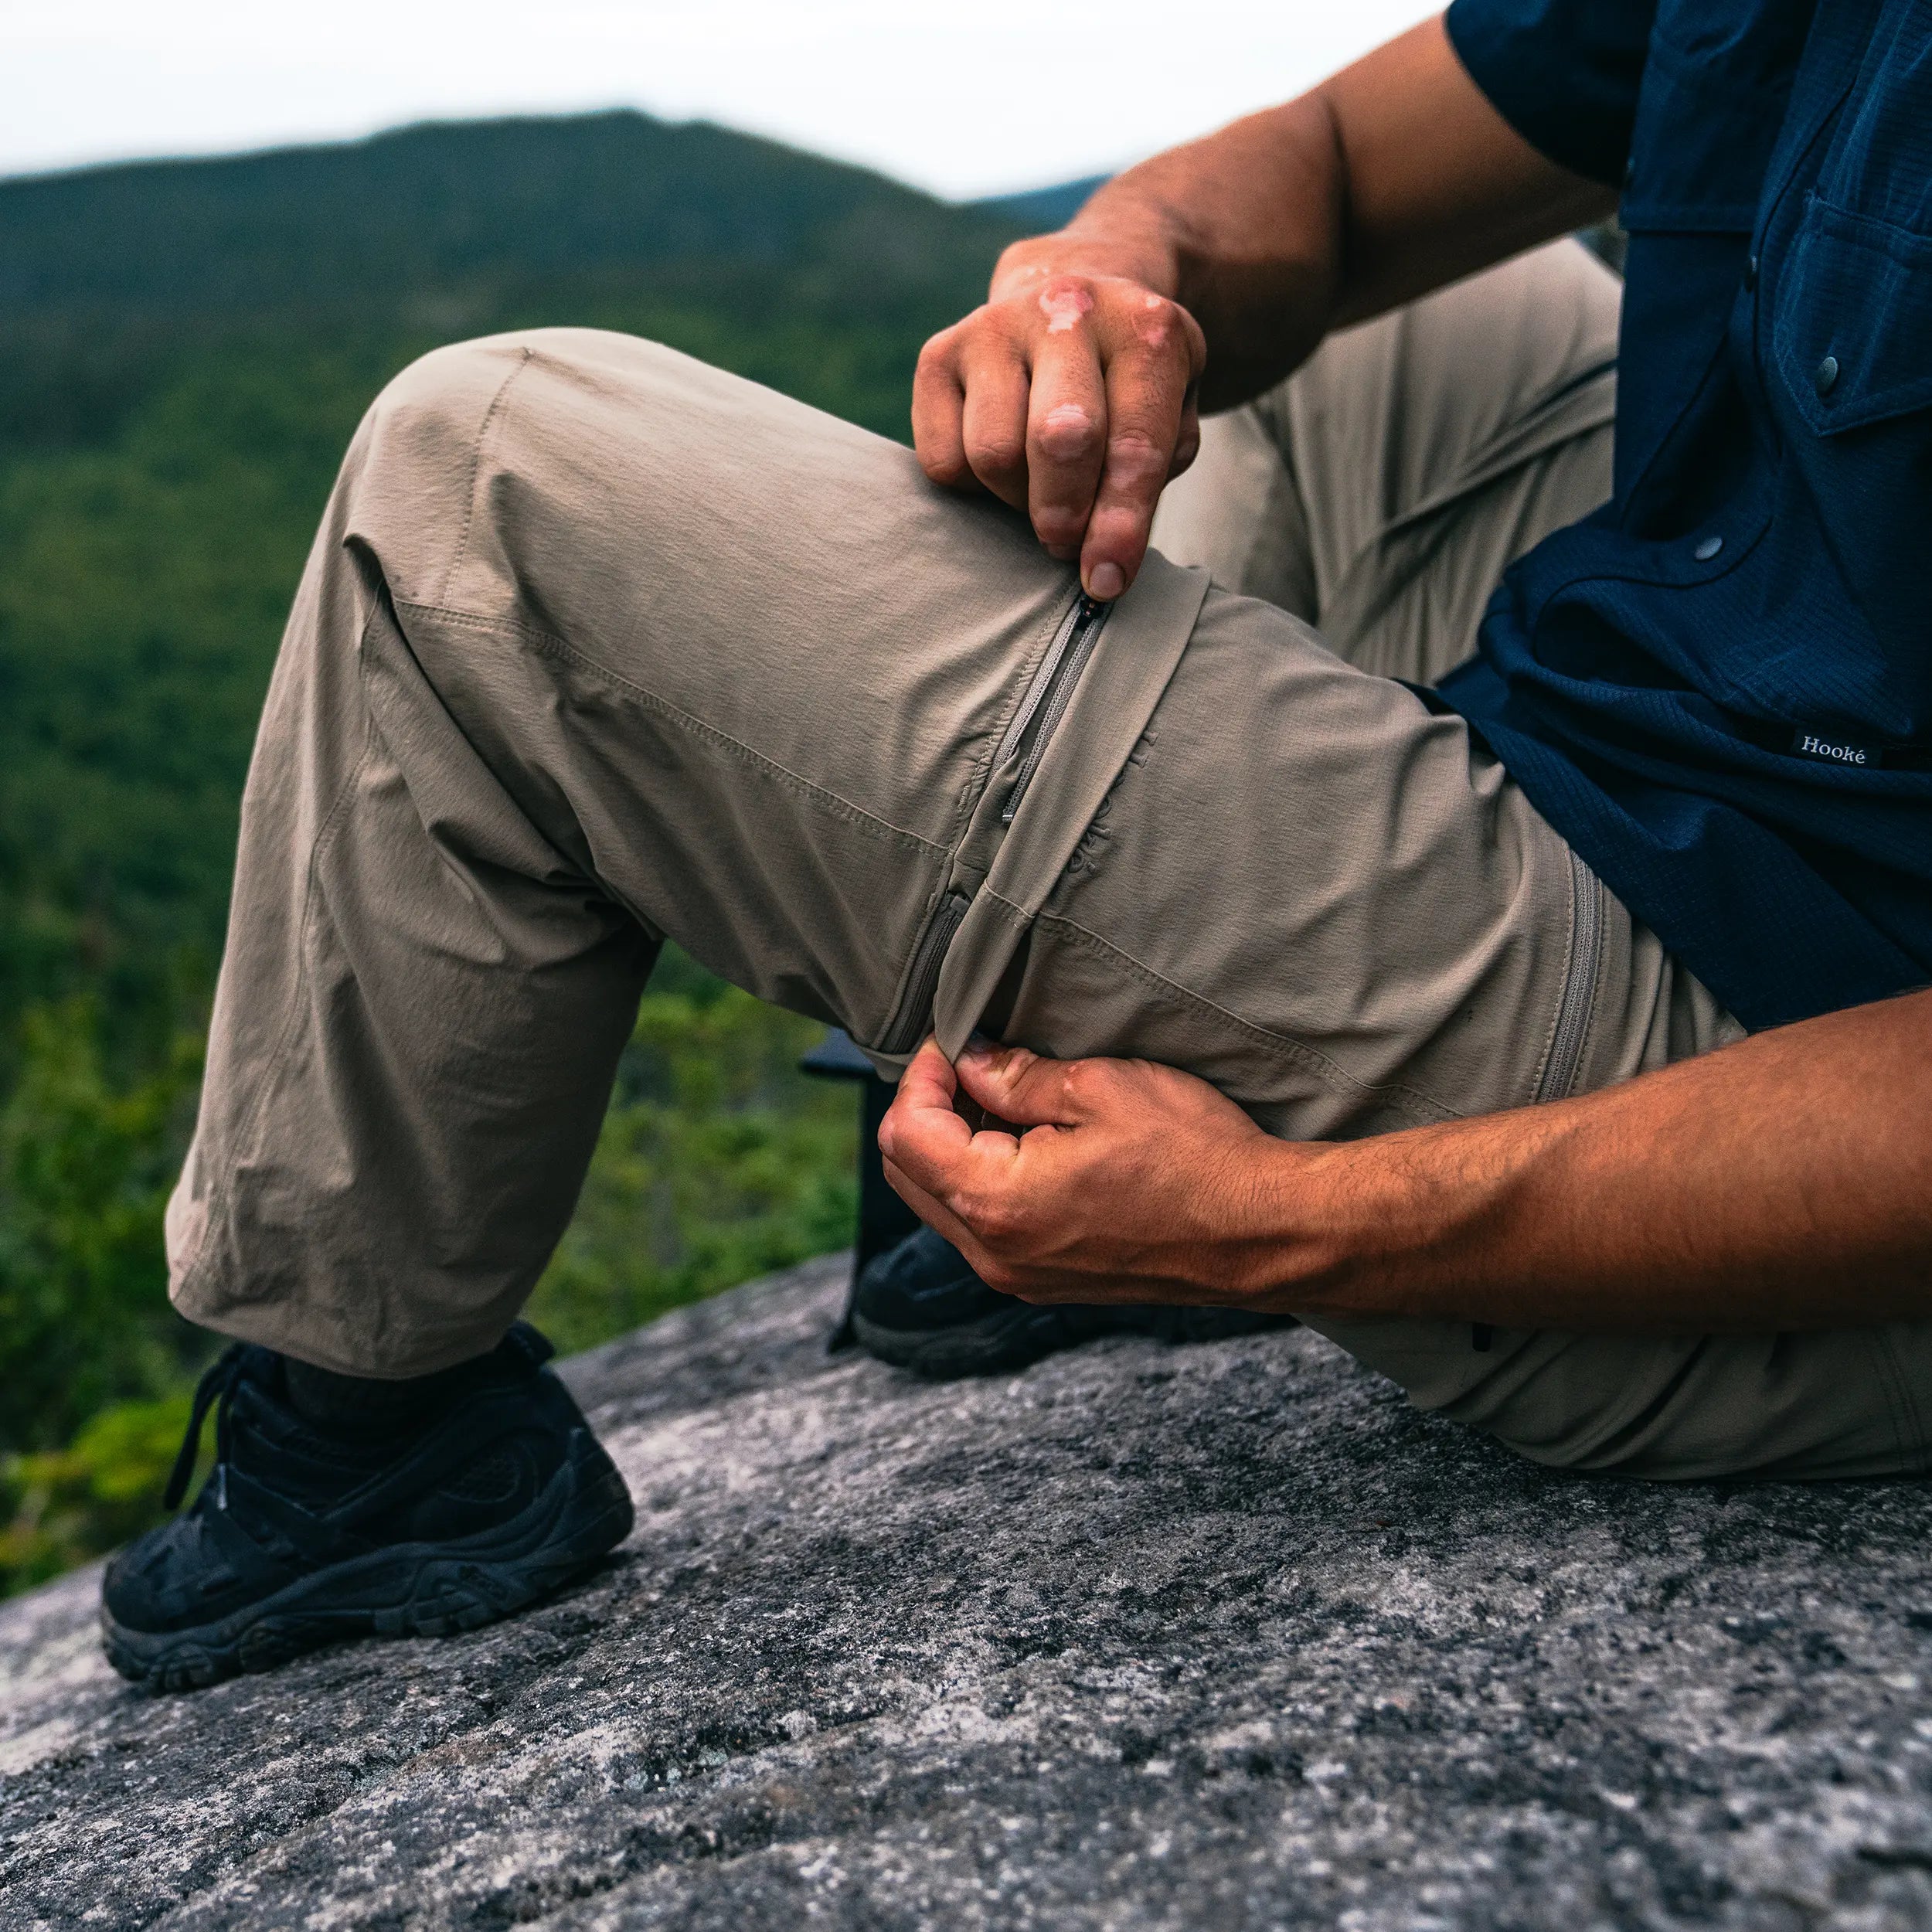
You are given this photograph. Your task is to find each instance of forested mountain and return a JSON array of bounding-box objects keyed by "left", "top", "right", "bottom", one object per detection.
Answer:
[
  {"left": 0, "top": 114, "right": 1036, "bottom": 1566},
  {"left": 0, "top": 112, "right": 1023, "bottom": 1064}
]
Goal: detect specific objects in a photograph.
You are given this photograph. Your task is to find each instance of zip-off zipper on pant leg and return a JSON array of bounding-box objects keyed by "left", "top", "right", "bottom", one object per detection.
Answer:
[
  {"left": 1001, "top": 595, "right": 1109, "bottom": 824},
  {"left": 877, "top": 889, "right": 973, "bottom": 1056},
  {"left": 1534, "top": 848, "right": 1604, "bottom": 1104},
  {"left": 875, "top": 594, "right": 1110, "bottom": 1057}
]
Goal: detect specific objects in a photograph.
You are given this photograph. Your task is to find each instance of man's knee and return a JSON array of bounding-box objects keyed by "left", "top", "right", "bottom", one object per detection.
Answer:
[
  {"left": 346, "top": 335, "right": 543, "bottom": 583},
  {"left": 349, "top": 329, "right": 670, "bottom": 615}
]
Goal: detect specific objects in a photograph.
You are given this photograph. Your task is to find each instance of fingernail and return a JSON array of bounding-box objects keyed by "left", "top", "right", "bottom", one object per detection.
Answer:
[
  {"left": 1087, "top": 561, "right": 1124, "bottom": 600},
  {"left": 959, "top": 1032, "right": 995, "bottom": 1063}
]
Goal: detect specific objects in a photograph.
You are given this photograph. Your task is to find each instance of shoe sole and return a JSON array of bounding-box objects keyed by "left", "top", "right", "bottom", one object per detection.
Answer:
[
  {"left": 852, "top": 1302, "right": 1296, "bottom": 1381},
  {"left": 100, "top": 1430, "right": 634, "bottom": 1695}
]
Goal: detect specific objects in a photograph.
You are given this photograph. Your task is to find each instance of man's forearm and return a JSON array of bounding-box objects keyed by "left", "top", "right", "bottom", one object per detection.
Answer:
[
  {"left": 995, "top": 15, "right": 1616, "bottom": 411},
  {"left": 1265, "top": 990, "right": 1932, "bottom": 1332}
]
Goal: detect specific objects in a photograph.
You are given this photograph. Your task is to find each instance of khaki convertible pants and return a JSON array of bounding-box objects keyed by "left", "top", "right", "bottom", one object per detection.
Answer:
[{"left": 169, "top": 240, "right": 1932, "bottom": 1479}]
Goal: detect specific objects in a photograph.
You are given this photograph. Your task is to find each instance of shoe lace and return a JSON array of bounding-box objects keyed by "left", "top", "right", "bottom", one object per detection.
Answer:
[{"left": 162, "top": 1342, "right": 250, "bottom": 1511}]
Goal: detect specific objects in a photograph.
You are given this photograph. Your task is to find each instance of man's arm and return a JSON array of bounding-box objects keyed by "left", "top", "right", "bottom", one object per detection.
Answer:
[
  {"left": 877, "top": 989, "right": 1932, "bottom": 1334},
  {"left": 913, "top": 14, "right": 1614, "bottom": 604}
]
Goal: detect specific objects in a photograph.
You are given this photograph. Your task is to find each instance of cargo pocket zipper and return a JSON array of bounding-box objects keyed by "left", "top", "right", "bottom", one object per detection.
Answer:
[
  {"left": 1534, "top": 849, "right": 1604, "bottom": 1104},
  {"left": 876, "top": 593, "right": 1109, "bottom": 1056}
]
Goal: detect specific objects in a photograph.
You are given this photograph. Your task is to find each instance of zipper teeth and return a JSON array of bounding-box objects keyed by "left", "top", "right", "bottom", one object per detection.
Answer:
[
  {"left": 875, "top": 594, "right": 1107, "bottom": 1056},
  {"left": 1002, "top": 597, "right": 1107, "bottom": 825},
  {"left": 1537, "top": 850, "right": 1603, "bottom": 1103},
  {"left": 993, "top": 597, "right": 1086, "bottom": 769},
  {"left": 879, "top": 889, "right": 972, "bottom": 1056}
]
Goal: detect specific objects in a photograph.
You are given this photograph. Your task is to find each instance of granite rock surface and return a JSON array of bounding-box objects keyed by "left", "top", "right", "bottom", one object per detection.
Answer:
[{"left": 5, "top": 1253, "right": 1932, "bottom": 1930}]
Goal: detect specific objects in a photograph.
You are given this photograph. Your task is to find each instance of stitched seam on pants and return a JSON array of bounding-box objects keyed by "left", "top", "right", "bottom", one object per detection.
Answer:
[
  {"left": 1379, "top": 382, "right": 1617, "bottom": 551},
  {"left": 1867, "top": 1327, "right": 1925, "bottom": 1471},
  {"left": 434, "top": 347, "right": 536, "bottom": 611},
  {"left": 175, "top": 700, "right": 382, "bottom": 1308},
  {"left": 394, "top": 599, "right": 949, "bottom": 859},
  {"left": 1032, "top": 913, "right": 1460, "bottom": 1128}
]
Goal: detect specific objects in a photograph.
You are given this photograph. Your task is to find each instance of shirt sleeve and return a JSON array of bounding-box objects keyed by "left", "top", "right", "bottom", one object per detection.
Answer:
[{"left": 1444, "top": 0, "right": 1658, "bottom": 187}]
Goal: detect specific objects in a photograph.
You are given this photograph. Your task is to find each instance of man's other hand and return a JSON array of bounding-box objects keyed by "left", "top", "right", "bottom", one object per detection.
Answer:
[
  {"left": 877, "top": 1036, "right": 1304, "bottom": 1307},
  {"left": 911, "top": 255, "right": 1206, "bottom": 604}
]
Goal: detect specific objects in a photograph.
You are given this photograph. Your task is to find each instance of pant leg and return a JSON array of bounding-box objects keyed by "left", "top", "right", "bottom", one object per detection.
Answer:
[
  {"left": 170, "top": 308, "right": 1932, "bottom": 1480},
  {"left": 1151, "top": 236, "right": 1621, "bottom": 683},
  {"left": 1154, "top": 240, "right": 1932, "bottom": 1480},
  {"left": 167, "top": 328, "right": 1206, "bottom": 1376}
]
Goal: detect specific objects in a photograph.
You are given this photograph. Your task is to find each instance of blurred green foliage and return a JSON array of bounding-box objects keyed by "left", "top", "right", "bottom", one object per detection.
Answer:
[
  {"left": 529, "top": 975, "right": 858, "bottom": 1356},
  {"left": 0, "top": 109, "right": 1007, "bottom": 1592},
  {"left": 0, "top": 1002, "right": 206, "bottom": 1447},
  {"left": 0, "top": 968, "right": 852, "bottom": 1594}
]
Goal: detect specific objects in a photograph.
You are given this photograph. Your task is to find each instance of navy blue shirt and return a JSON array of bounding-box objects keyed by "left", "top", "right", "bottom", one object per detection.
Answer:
[{"left": 1438, "top": 0, "right": 1932, "bottom": 1031}]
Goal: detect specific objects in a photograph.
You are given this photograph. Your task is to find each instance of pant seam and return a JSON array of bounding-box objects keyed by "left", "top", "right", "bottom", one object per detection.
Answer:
[
  {"left": 1318, "top": 395, "right": 1617, "bottom": 646},
  {"left": 433, "top": 347, "right": 536, "bottom": 611},
  {"left": 1032, "top": 912, "right": 1461, "bottom": 1128},
  {"left": 174, "top": 691, "right": 382, "bottom": 1313},
  {"left": 1371, "top": 370, "right": 1617, "bottom": 550},
  {"left": 393, "top": 598, "right": 950, "bottom": 862},
  {"left": 1866, "top": 1325, "right": 1927, "bottom": 1471}
]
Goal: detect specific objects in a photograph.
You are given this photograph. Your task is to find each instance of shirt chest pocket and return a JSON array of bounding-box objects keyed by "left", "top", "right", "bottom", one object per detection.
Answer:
[{"left": 1774, "top": 200, "right": 1932, "bottom": 434}]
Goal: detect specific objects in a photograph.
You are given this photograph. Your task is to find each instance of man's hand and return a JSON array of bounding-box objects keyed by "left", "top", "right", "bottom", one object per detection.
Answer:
[
  {"left": 877, "top": 1036, "right": 1310, "bottom": 1305},
  {"left": 910, "top": 15, "right": 1613, "bottom": 601},
  {"left": 878, "top": 988, "right": 1932, "bottom": 1335},
  {"left": 912, "top": 256, "right": 1206, "bottom": 604}
]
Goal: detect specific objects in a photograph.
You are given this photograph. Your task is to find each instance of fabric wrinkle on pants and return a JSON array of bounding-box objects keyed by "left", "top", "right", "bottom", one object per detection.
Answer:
[{"left": 167, "top": 240, "right": 1932, "bottom": 1481}]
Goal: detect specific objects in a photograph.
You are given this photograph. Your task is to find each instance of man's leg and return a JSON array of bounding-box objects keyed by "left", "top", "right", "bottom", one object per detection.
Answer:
[
  {"left": 112, "top": 330, "right": 1225, "bottom": 1689},
  {"left": 166, "top": 330, "right": 1206, "bottom": 1376},
  {"left": 851, "top": 239, "right": 1631, "bottom": 1381},
  {"left": 177, "top": 290, "right": 1930, "bottom": 1486},
  {"left": 1149, "top": 240, "right": 1931, "bottom": 1481}
]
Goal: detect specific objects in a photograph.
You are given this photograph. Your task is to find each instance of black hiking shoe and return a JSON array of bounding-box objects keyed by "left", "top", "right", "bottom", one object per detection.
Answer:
[
  {"left": 100, "top": 1323, "right": 634, "bottom": 1694},
  {"left": 849, "top": 1224, "right": 1297, "bottom": 1379}
]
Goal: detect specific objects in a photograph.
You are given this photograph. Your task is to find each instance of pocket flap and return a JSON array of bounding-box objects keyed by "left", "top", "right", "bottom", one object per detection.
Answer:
[{"left": 1774, "top": 202, "right": 1932, "bottom": 435}]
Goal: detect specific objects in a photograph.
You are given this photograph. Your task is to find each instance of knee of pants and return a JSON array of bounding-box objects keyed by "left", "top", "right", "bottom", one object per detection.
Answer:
[
  {"left": 1305, "top": 1313, "right": 1932, "bottom": 1482},
  {"left": 349, "top": 332, "right": 574, "bottom": 600}
]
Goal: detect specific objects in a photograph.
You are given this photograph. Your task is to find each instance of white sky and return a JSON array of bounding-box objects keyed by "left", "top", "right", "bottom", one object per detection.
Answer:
[{"left": 2, "top": 0, "right": 1436, "bottom": 200}]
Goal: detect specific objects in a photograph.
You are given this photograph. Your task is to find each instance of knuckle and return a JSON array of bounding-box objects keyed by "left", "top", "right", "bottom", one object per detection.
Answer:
[
  {"left": 1104, "top": 430, "right": 1172, "bottom": 488},
  {"left": 1037, "top": 275, "right": 1097, "bottom": 335},
  {"left": 920, "top": 447, "right": 970, "bottom": 487},
  {"left": 1035, "top": 403, "right": 1101, "bottom": 464},
  {"left": 1118, "top": 291, "right": 1205, "bottom": 368},
  {"left": 1061, "top": 1058, "right": 1114, "bottom": 1108},
  {"left": 916, "top": 328, "right": 958, "bottom": 375},
  {"left": 965, "top": 431, "right": 1027, "bottom": 478}
]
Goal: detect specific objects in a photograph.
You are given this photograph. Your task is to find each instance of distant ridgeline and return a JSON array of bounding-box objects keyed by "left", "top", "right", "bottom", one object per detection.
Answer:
[{"left": 0, "top": 112, "right": 1034, "bottom": 1073}]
